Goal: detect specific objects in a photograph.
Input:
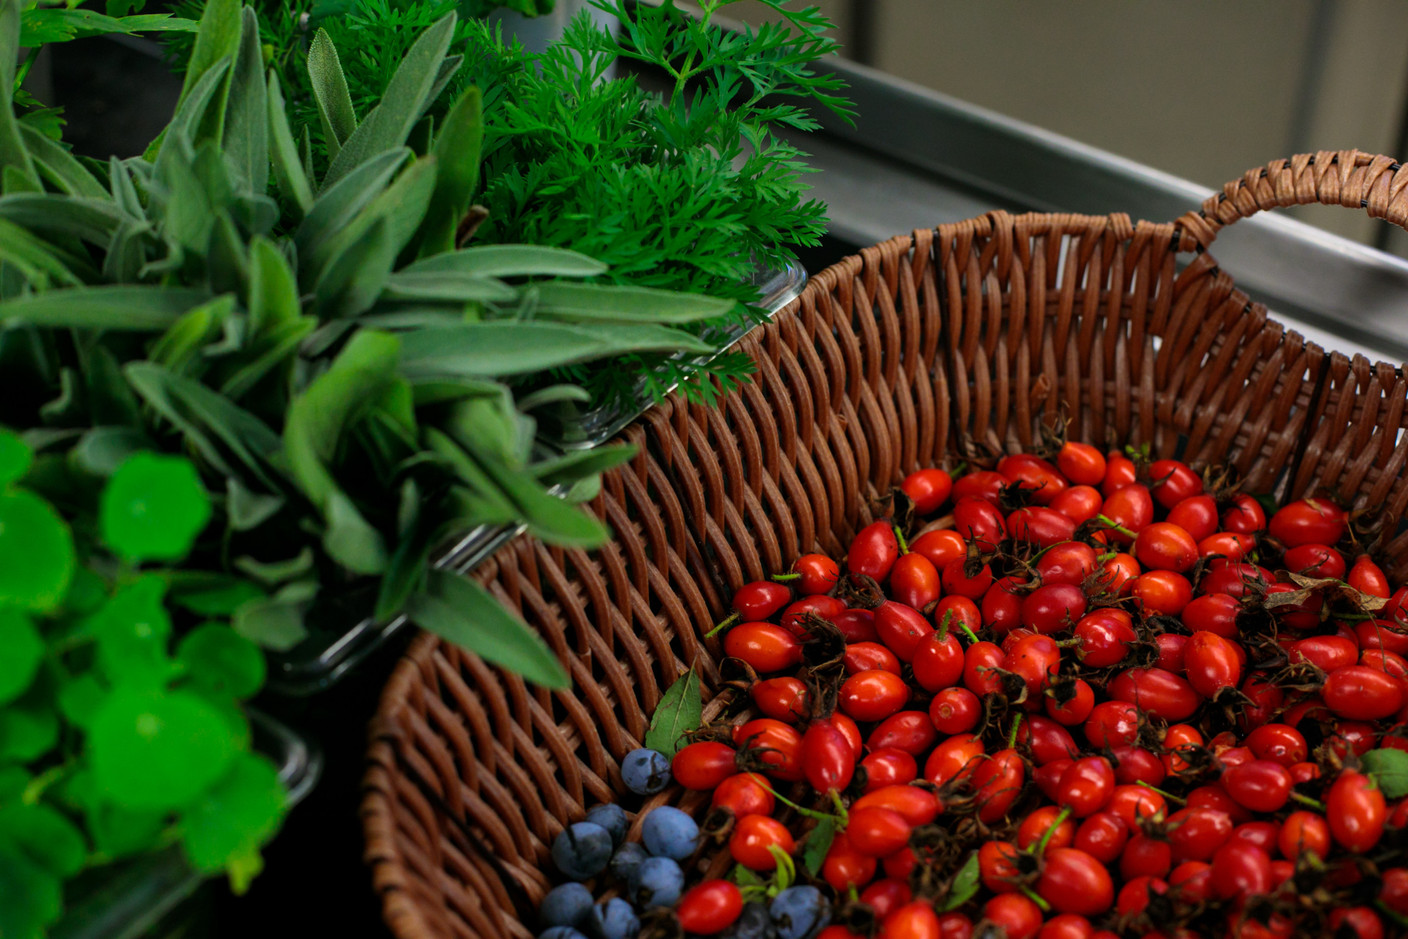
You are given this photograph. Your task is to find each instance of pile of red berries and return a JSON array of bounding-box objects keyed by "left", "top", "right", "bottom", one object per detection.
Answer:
[{"left": 549, "top": 443, "right": 1408, "bottom": 939}]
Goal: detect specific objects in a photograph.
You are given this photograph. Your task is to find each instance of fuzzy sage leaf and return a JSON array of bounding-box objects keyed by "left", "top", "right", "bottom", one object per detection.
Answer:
[
  {"left": 319, "top": 13, "right": 456, "bottom": 188},
  {"left": 0, "top": 0, "right": 38, "bottom": 189},
  {"left": 405, "top": 569, "right": 569, "bottom": 689},
  {"left": 404, "top": 244, "right": 609, "bottom": 279},
  {"left": 306, "top": 28, "right": 357, "bottom": 161},
  {"left": 221, "top": 7, "right": 268, "bottom": 197}
]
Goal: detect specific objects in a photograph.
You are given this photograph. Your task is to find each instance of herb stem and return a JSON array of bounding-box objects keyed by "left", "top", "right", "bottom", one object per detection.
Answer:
[
  {"left": 22, "top": 763, "right": 69, "bottom": 806},
  {"left": 14, "top": 47, "right": 40, "bottom": 92}
]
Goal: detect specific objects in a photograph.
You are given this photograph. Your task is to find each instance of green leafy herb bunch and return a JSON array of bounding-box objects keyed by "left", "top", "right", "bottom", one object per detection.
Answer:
[
  {"left": 0, "top": 429, "right": 283, "bottom": 939},
  {"left": 0, "top": 0, "right": 729, "bottom": 676},
  {"left": 163, "top": 0, "right": 852, "bottom": 408}
]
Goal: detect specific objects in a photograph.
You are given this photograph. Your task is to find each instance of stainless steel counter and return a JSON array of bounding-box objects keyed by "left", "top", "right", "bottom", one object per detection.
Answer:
[{"left": 793, "top": 55, "right": 1408, "bottom": 366}]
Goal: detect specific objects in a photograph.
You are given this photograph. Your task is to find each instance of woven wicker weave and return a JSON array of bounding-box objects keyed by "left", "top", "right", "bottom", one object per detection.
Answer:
[{"left": 362, "top": 151, "right": 1408, "bottom": 939}]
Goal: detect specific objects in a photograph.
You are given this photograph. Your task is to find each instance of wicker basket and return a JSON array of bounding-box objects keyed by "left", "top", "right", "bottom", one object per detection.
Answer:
[{"left": 361, "top": 151, "right": 1408, "bottom": 939}]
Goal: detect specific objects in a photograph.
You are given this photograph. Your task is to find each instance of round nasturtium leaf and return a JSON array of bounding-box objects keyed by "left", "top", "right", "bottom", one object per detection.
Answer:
[
  {"left": 84, "top": 801, "right": 167, "bottom": 860},
  {"left": 0, "top": 490, "right": 75, "bottom": 613},
  {"left": 63, "top": 566, "right": 110, "bottom": 616},
  {"left": 0, "top": 608, "right": 44, "bottom": 706},
  {"left": 56, "top": 673, "right": 108, "bottom": 729},
  {"left": 179, "top": 752, "right": 286, "bottom": 875},
  {"left": 0, "top": 803, "right": 87, "bottom": 878},
  {"left": 0, "top": 702, "right": 59, "bottom": 762},
  {"left": 90, "top": 576, "right": 174, "bottom": 690},
  {"left": 200, "top": 694, "right": 251, "bottom": 753},
  {"left": 176, "top": 623, "right": 266, "bottom": 700},
  {"left": 0, "top": 766, "right": 28, "bottom": 802},
  {"left": 0, "top": 848, "right": 62, "bottom": 939},
  {"left": 89, "top": 687, "right": 237, "bottom": 811},
  {"left": 0, "top": 429, "right": 31, "bottom": 487},
  {"left": 100, "top": 453, "right": 213, "bottom": 563}
]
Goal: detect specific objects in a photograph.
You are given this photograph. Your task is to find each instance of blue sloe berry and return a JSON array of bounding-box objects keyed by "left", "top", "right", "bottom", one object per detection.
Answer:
[
  {"left": 610, "top": 842, "right": 649, "bottom": 882},
  {"left": 585, "top": 803, "right": 629, "bottom": 846},
  {"left": 621, "top": 749, "right": 671, "bottom": 794},
  {"left": 540, "top": 928, "right": 589, "bottom": 939},
  {"left": 587, "top": 898, "right": 640, "bottom": 939},
  {"left": 640, "top": 806, "right": 698, "bottom": 860},
  {"left": 540, "top": 883, "right": 594, "bottom": 929},
  {"left": 723, "top": 902, "right": 776, "bottom": 939},
  {"left": 551, "top": 822, "right": 613, "bottom": 880},
  {"left": 627, "top": 856, "right": 684, "bottom": 909},
  {"left": 769, "top": 886, "right": 830, "bottom": 939}
]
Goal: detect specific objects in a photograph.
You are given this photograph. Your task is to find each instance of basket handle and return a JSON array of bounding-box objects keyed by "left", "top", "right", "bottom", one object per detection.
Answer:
[{"left": 1171, "top": 150, "right": 1408, "bottom": 249}]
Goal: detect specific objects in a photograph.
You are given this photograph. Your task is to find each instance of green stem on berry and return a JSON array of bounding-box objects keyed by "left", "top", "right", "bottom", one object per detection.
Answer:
[
  {"left": 1095, "top": 514, "right": 1138, "bottom": 540},
  {"left": 705, "top": 612, "right": 739, "bottom": 639},
  {"left": 756, "top": 779, "right": 843, "bottom": 822},
  {"left": 1289, "top": 792, "right": 1326, "bottom": 812},
  {"left": 936, "top": 609, "right": 953, "bottom": 643},
  {"left": 1376, "top": 901, "right": 1408, "bottom": 929},
  {"left": 1020, "top": 884, "right": 1051, "bottom": 914},
  {"left": 894, "top": 526, "right": 910, "bottom": 556},
  {"left": 772, "top": 572, "right": 802, "bottom": 583},
  {"left": 1033, "top": 806, "right": 1071, "bottom": 855},
  {"left": 1135, "top": 780, "right": 1186, "bottom": 806},
  {"left": 830, "top": 789, "right": 850, "bottom": 825},
  {"left": 768, "top": 844, "right": 797, "bottom": 892},
  {"left": 958, "top": 624, "right": 981, "bottom": 645},
  {"left": 1007, "top": 714, "right": 1024, "bottom": 750}
]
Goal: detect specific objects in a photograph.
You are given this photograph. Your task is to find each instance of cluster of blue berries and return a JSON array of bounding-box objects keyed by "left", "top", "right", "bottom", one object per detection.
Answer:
[
  {"left": 540, "top": 749, "right": 832, "bottom": 939},
  {"left": 540, "top": 749, "right": 698, "bottom": 939}
]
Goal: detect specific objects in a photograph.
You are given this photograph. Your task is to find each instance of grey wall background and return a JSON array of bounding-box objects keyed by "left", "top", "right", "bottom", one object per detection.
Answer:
[{"left": 731, "top": 0, "right": 1408, "bottom": 252}]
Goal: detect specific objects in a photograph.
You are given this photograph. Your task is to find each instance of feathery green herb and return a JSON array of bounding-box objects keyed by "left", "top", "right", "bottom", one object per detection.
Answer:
[{"left": 165, "top": 0, "right": 850, "bottom": 408}]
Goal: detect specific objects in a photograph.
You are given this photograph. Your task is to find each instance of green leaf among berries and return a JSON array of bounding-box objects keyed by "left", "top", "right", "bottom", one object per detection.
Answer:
[
  {"left": 644, "top": 667, "right": 702, "bottom": 758},
  {"left": 1363, "top": 748, "right": 1408, "bottom": 799},
  {"left": 940, "top": 852, "right": 981, "bottom": 912},
  {"left": 801, "top": 816, "right": 836, "bottom": 877}
]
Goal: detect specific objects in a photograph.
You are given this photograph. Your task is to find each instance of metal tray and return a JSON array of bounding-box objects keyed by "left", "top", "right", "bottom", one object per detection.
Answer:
[
  {"left": 265, "top": 261, "right": 808, "bottom": 695},
  {"left": 539, "top": 261, "right": 809, "bottom": 449},
  {"left": 50, "top": 710, "right": 321, "bottom": 939},
  {"left": 783, "top": 53, "right": 1408, "bottom": 365}
]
